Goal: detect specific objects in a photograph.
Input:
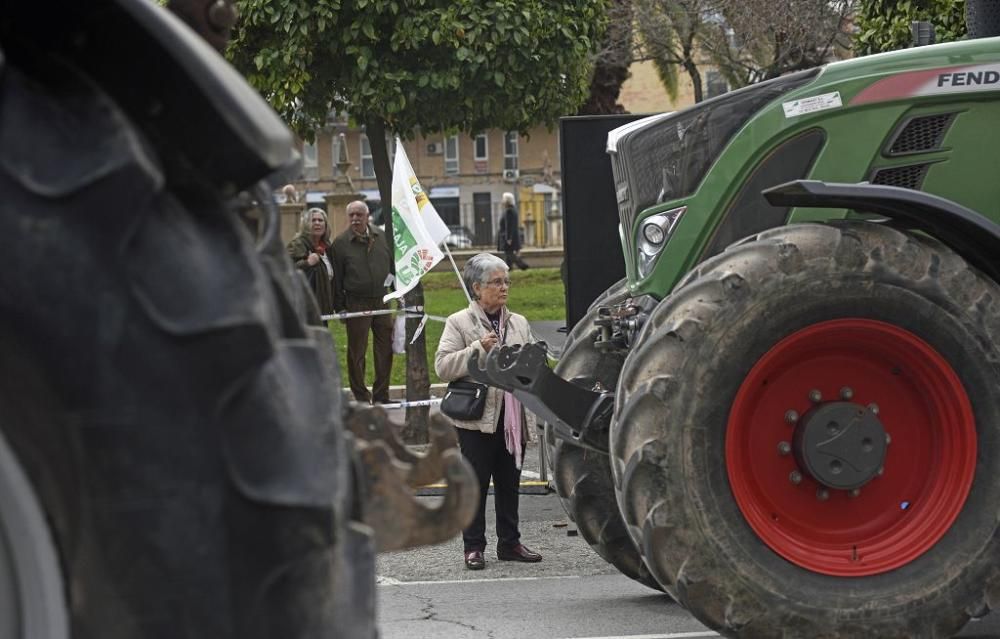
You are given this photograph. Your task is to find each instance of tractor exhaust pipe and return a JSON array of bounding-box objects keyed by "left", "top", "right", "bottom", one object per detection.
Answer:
[
  {"left": 912, "top": 0, "right": 1000, "bottom": 47},
  {"left": 966, "top": 0, "right": 1000, "bottom": 39}
]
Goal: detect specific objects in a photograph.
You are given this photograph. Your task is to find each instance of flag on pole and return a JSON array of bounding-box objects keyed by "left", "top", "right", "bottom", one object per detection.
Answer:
[{"left": 384, "top": 138, "right": 451, "bottom": 302}]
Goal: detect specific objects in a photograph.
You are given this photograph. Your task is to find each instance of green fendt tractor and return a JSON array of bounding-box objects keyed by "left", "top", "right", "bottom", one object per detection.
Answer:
[{"left": 470, "top": 4, "right": 1000, "bottom": 637}]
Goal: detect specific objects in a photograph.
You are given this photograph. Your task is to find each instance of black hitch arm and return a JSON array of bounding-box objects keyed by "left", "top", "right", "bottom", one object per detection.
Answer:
[{"left": 466, "top": 344, "right": 614, "bottom": 453}]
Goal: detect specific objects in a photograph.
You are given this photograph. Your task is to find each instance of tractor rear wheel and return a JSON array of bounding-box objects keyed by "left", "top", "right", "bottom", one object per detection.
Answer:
[
  {"left": 612, "top": 222, "right": 1000, "bottom": 637},
  {"left": 546, "top": 279, "right": 662, "bottom": 591}
]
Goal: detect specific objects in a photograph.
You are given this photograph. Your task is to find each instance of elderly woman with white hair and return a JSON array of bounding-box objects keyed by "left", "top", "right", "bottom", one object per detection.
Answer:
[{"left": 435, "top": 252, "right": 542, "bottom": 570}]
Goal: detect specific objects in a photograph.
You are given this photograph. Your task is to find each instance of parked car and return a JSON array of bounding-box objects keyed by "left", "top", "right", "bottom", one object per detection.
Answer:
[{"left": 444, "top": 225, "right": 474, "bottom": 249}]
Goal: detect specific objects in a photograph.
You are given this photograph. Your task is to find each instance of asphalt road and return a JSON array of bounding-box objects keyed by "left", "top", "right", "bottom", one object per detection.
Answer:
[
  {"left": 375, "top": 484, "right": 690, "bottom": 639},
  {"left": 376, "top": 440, "right": 1000, "bottom": 639}
]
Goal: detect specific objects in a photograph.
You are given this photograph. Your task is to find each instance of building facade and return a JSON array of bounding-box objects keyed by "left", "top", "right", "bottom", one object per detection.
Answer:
[
  {"left": 281, "top": 58, "right": 751, "bottom": 249},
  {"left": 289, "top": 123, "right": 565, "bottom": 248}
]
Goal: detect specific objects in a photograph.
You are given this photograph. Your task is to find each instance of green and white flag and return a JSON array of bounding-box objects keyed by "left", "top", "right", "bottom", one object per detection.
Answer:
[{"left": 384, "top": 139, "right": 449, "bottom": 302}]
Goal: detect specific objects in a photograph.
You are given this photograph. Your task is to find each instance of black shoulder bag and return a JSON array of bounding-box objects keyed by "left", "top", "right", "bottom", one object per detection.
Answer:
[
  {"left": 440, "top": 379, "right": 488, "bottom": 421},
  {"left": 441, "top": 310, "right": 498, "bottom": 421}
]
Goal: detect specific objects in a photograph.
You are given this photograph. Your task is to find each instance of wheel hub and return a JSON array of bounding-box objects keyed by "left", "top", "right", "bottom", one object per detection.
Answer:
[
  {"left": 793, "top": 401, "right": 887, "bottom": 490},
  {"left": 726, "top": 318, "right": 977, "bottom": 576}
]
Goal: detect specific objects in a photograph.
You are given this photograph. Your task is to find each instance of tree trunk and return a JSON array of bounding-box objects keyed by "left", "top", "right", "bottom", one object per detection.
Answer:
[
  {"left": 402, "top": 283, "right": 430, "bottom": 444},
  {"left": 577, "top": 0, "right": 632, "bottom": 115},
  {"left": 366, "top": 117, "right": 429, "bottom": 443},
  {"left": 365, "top": 117, "right": 393, "bottom": 242},
  {"left": 683, "top": 57, "right": 703, "bottom": 103}
]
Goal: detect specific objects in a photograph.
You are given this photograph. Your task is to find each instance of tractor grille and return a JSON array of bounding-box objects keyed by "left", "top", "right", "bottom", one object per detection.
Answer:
[
  {"left": 608, "top": 68, "right": 819, "bottom": 263},
  {"left": 870, "top": 164, "right": 931, "bottom": 190},
  {"left": 886, "top": 113, "right": 955, "bottom": 156}
]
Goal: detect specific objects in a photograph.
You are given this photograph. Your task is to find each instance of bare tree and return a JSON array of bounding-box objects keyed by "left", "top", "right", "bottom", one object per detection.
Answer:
[
  {"left": 703, "top": 0, "right": 856, "bottom": 87},
  {"left": 633, "top": 0, "right": 716, "bottom": 103},
  {"left": 614, "top": 0, "right": 855, "bottom": 105}
]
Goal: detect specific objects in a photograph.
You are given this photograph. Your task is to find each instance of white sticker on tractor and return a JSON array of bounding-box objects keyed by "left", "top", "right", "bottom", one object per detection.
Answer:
[{"left": 782, "top": 92, "right": 842, "bottom": 118}]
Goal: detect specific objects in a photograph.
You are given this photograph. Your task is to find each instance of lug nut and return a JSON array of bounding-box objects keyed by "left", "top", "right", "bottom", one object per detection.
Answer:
[
  {"left": 868, "top": 403, "right": 879, "bottom": 415},
  {"left": 849, "top": 488, "right": 861, "bottom": 498},
  {"left": 809, "top": 389, "right": 822, "bottom": 403},
  {"left": 840, "top": 386, "right": 854, "bottom": 400},
  {"left": 816, "top": 488, "right": 829, "bottom": 501},
  {"left": 777, "top": 441, "right": 792, "bottom": 456},
  {"left": 785, "top": 410, "right": 799, "bottom": 424},
  {"left": 789, "top": 470, "right": 802, "bottom": 485}
]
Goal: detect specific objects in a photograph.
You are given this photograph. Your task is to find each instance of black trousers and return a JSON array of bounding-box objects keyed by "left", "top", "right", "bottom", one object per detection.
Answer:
[
  {"left": 456, "top": 425, "right": 522, "bottom": 553},
  {"left": 344, "top": 297, "right": 393, "bottom": 403},
  {"left": 503, "top": 248, "right": 529, "bottom": 270}
]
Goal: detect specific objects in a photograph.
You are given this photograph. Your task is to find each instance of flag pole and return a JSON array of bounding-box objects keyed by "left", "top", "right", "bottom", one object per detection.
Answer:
[{"left": 442, "top": 243, "right": 472, "bottom": 304}]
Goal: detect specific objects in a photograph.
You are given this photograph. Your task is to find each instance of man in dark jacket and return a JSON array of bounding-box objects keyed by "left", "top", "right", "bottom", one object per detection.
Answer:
[
  {"left": 331, "top": 200, "right": 394, "bottom": 403},
  {"left": 498, "top": 192, "right": 529, "bottom": 270}
]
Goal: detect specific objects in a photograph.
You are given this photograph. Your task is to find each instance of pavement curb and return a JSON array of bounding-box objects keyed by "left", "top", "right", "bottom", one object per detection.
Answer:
[{"left": 416, "top": 480, "right": 552, "bottom": 497}]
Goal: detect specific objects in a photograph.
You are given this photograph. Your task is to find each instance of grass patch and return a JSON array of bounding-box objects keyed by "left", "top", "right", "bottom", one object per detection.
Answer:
[{"left": 328, "top": 267, "right": 565, "bottom": 388}]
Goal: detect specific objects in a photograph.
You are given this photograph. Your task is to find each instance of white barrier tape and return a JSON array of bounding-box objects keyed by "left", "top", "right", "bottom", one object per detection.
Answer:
[
  {"left": 322, "top": 309, "right": 559, "bottom": 363},
  {"left": 321, "top": 308, "right": 396, "bottom": 321},
  {"left": 409, "top": 314, "right": 429, "bottom": 344},
  {"left": 403, "top": 311, "right": 450, "bottom": 323},
  {"left": 369, "top": 398, "right": 443, "bottom": 410},
  {"left": 320, "top": 306, "right": 448, "bottom": 322}
]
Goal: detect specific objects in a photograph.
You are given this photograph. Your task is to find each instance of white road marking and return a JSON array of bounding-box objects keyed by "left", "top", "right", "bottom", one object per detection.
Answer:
[
  {"left": 376, "top": 574, "right": 581, "bottom": 586},
  {"left": 562, "top": 633, "right": 719, "bottom": 639},
  {"left": 521, "top": 469, "right": 540, "bottom": 479}
]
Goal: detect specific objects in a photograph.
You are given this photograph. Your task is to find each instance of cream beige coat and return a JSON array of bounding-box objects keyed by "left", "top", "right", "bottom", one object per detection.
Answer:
[{"left": 435, "top": 301, "right": 537, "bottom": 437}]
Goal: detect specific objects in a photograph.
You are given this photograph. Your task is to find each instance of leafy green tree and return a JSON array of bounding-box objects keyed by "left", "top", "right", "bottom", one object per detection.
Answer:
[
  {"left": 229, "top": 0, "right": 605, "bottom": 434},
  {"left": 230, "top": 0, "right": 605, "bottom": 242},
  {"left": 856, "top": 0, "right": 966, "bottom": 55}
]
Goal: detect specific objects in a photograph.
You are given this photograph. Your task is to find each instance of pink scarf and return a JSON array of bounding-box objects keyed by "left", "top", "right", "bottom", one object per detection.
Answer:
[
  {"left": 504, "top": 391, "right": 524, "bottom": 469},
  {"left": 497, "top": 312, "right": 524, "bottom": 467}
]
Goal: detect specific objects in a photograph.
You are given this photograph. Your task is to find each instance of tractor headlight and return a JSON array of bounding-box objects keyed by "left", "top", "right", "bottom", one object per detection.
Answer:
[
  {"left": 607, "top": 68, "right": 820, "bottom": 280},
  {"left": 637, "top": 207, "right": 685, "bottom": 277},
  {"left": 643, "top": 223, "right": 665, "bottom": 245}
]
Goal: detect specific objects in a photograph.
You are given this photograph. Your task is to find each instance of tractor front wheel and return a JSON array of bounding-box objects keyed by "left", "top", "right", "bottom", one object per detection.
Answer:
[
  {"left": 612, "top": 222, "right": 1000, "bottom": 637},
  {"left": 546, "top": 279, "right": 662, "bottom": 591}
]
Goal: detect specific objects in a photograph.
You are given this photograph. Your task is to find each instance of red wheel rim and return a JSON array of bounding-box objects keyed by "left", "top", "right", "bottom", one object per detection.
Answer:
[{"left": 726, "top": 319, "right": 976, "bottom": 577}]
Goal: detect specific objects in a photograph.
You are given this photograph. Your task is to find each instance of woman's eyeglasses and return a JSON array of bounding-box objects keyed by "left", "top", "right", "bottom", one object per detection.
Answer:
[{"left": 486, "top": 278, "right": 512, "bottom": 288}]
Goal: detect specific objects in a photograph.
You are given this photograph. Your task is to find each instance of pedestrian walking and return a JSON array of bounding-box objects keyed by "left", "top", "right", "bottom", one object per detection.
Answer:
[
  {"left": 331, "top": 200, "right": 394, "bottom": 404},
  {"left": 497, "top": 192, "right": 530, "bottom": 270}
]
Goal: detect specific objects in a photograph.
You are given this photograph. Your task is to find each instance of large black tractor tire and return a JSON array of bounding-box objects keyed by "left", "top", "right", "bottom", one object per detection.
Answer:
[
  {"left": 0, "top": 19, "right": 374, "bottom": 639},
  {"left": 545, "top": 279, "right": 662, "bottom": 591},
  {"left": 0, "top": 377, "right": 69, "bottom": 639},
  {"left": 612, "top": 221, "right": 1000, "bottom": 637}
]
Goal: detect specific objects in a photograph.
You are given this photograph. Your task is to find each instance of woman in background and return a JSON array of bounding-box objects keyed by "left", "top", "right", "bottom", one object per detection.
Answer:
[{"left": 287, "top": 207, "right": 335, "bottom": 315}]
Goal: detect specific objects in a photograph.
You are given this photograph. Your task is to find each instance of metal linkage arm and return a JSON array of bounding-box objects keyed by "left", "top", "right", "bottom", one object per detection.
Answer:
[
  {"left": 467, "top": 344, "right": 614, "bottom": 453},
  {"left": 349, "top": 407, "right": 478, "bottom": 552}
]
